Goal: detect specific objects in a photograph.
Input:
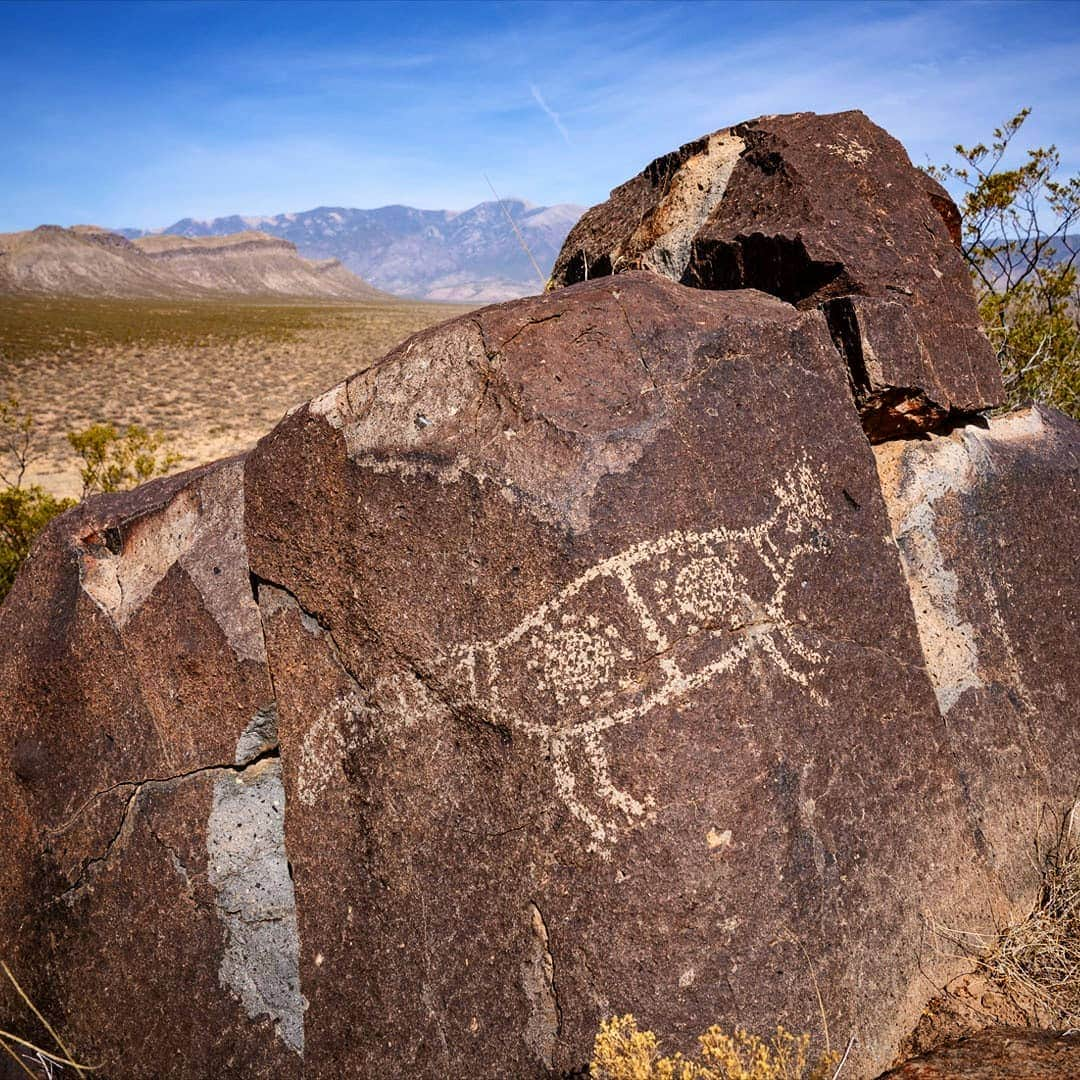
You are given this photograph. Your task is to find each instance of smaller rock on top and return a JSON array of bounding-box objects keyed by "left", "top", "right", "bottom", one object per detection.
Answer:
[{"left": 549, "top": 109, "right": 1003, "bottom": 440}]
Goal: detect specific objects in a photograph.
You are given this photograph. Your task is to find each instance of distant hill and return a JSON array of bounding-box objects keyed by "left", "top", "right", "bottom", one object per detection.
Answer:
[
  {"left": 0, "top": 226, "right": 384, "bottom": 300},
  {"left": 121, "top": 200, "right": 585, "bottom": 302}
]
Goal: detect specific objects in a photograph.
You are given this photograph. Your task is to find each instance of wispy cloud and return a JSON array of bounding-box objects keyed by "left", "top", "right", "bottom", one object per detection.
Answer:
[{"left": 530, "top": 83, "right": 571, "bottom": 144}]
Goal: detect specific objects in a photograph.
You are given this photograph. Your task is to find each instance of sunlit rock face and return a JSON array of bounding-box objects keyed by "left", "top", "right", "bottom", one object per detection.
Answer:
[{"left": 1, "top": 112, "right": 1076, "bottom": 1080}]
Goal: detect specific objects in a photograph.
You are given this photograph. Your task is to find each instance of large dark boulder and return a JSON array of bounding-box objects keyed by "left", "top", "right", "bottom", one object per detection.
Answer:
[
  {"left": 241, "top": 273, "right": 990, "bottom": 1077},
  {"left": 1, "top": 113, "right": 1076, "bottom": 1080}
]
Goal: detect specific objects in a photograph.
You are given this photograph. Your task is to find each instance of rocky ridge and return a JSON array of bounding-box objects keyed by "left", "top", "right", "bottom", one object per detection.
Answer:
[
  {"left": 122, "top": 200, "right": 585, "bottom": 302},
  {"left": 0, "top": 225, "right": 384, "bottom": 300},
  {"left": 0, "top": 111, "right": 1077, "bottom": 1080}
]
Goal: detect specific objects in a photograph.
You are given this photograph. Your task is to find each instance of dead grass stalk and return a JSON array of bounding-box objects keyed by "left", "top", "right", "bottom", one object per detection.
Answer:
[{"left": 0, "top": 961, "right": 94, "bottom": 1077}]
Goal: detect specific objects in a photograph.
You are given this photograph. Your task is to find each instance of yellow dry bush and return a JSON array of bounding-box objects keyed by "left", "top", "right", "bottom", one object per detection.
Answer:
[
  {"left": 590, "top": 1016, "right": 677, "bottom": 1080},
  {"left": 591, "top": 1015, "right": 840, "bottom": 1080}
]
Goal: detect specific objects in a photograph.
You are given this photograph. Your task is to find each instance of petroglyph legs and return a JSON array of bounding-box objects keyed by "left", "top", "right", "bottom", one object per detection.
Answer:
[{"left": 443, "top": 457, "right": 832, "bottom": 850}]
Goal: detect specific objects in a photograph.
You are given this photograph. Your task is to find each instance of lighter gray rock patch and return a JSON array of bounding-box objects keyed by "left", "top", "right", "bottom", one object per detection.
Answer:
[
  {"left": 874, "top": 409, "right": 1043, "bottom": 716},
  {"left": 207, "top": 756, "right": 304, "bottom": 1055},
  {"left": 875, "top": 433, "right": 983, "bottom": 713},
  {"left": 637, "top": 130, "right": 745, "bottom": 281}
]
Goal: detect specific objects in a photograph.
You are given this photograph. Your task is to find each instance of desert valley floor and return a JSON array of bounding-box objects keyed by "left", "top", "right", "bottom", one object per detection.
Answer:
[{"left": 0, "top": 293, "right": 469, "bottom": 497}]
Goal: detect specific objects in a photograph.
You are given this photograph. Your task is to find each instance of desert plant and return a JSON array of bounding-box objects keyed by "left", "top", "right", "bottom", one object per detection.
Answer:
[
  {"left": 930, "top": 109, "right": 1080, "bottom": 417},
  {"left": 0, "top": 396, "right": 39, "bottom": 490},
  {"left": 589, "top": 1015, "right": 841, "bottom": 1080},
  {"left": 67, "top": 421, "right": 180, "bottom": 498},
  {"left": 0, "top": 403, "right": 180, "bottom": 602},
  {"left": 0, "top": 485, "right": 75, "bottom": 600}
]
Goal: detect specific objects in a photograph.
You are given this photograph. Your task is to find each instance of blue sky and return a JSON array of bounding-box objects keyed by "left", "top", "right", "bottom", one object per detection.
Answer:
[{"left": 2, "top": 0, "right": 1078, "bottom": 231}]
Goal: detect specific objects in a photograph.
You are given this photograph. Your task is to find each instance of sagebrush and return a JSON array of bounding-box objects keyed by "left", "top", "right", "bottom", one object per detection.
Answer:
[
  {"left": 66, "top": 421, "right": 179, "bottom": 498},
  {"left": 590, "top": 1015, "right": 840, "bottom": 1080}
]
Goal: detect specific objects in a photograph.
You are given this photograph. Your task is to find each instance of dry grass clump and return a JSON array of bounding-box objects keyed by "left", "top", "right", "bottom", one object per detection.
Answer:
[
  {"left": 959, "top": 808, "right": 1080, "bottom": 1027},
  {"left": 590, "top": 1015, "right": 842, "bottom": 1080}
]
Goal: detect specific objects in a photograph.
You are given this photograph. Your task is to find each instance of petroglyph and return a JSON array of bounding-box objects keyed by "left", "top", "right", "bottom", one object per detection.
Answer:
[
  {"left": 442, "top": 457, "right": 831, "bottom": 850},
  {"left": 297, "top": 692, "right": 367, "bottom": 807},
  {"left": 826, "top": 134, "right": 872, "bottom": 164},
  {"left": 296, "top": 674, "right": 425, "bottom": 808}
]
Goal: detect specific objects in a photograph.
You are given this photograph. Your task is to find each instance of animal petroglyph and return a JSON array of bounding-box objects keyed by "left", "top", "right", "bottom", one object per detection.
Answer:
[{"left": 442, "top": 457, "right": 831, "bottom": 850}]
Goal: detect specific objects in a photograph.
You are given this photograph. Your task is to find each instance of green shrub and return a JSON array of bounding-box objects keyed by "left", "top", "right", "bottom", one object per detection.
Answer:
[
  {"left": 0, "top": 485, "right": 75, "bottom": 599},
  {"left": 979, "top": 284, "right": 1079, "bottom": 416},
  {"left": 67, "top": 421, "right": 181, "bottom": 498}
]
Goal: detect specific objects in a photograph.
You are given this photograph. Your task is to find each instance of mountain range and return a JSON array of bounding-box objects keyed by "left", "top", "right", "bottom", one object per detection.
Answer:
[
  {"left": 120, "top": 200, "right": 585, "bottom": 302},
  {"left": 0, "top": 226, "right": 383, "bottom": 300}
]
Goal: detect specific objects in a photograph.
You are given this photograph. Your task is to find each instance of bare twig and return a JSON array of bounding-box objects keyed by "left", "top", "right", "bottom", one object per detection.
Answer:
[
  {"left": 1, "top": 961, "right": 93, "bottom": 1076},
  {"left": 831, "top": 1035, "right": 856, "bottom": 1079},
  {"left": 0, "top": 1029, "right": 93, "bottom": 1070},
  {"left": 0, "top": 1035, "right": 38, "bottom": 1079},
  {"left": 0, "top": 398, "right": 39, "bottom": 490},
  {"left": 787, "top": 932, "right": 832, "bottom": 1056}
]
